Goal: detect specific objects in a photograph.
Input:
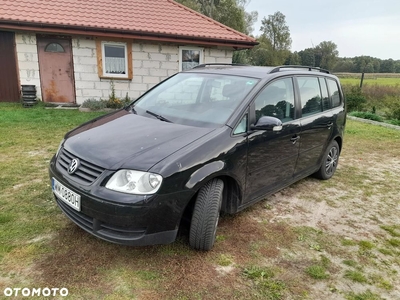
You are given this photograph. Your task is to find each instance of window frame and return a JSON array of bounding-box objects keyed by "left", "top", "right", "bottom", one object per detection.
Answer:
[
  {"left": 96, "top": 39, "right": 133, "bottom": 80},
  {"left": 179, "top": 46, "right": 204, "bottom": 72}
]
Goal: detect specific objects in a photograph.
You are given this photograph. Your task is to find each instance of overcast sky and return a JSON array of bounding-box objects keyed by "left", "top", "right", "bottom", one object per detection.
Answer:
[{"left": 245, "top": 0, "right": 400, "bottom": 60}]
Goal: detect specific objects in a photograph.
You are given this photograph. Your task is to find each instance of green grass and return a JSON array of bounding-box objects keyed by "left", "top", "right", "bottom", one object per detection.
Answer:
[
  {"left": 345, "top": 290, "right": 381, "bottom": 300},
  {"left": 338, "top": 75, "right": 400, "bottom": 86},
  {"left": 380, "top": 225, "right": 400, "bottom": 237},
  {"left": 344, "top": 270, "right": 368, "bottom": 283},
  {"left": 305, "top": 265, "right": 329, "bottom": 279},
  {"left": 243, "top": 266, "right": 287, "bottom": 299},
  {"left": 216, "top": 254, "right": 234, "bottom": 266},
  {"left": 0, "top": 104, "right": 106, "bottom": 259},
  {"left": 1, "top": 104, "right": 400, "bottom": 299}
]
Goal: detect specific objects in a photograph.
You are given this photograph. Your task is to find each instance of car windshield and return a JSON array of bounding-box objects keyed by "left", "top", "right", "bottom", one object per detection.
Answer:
[{"left": 132, "top": 73, "right": 259, "bottom": 128}]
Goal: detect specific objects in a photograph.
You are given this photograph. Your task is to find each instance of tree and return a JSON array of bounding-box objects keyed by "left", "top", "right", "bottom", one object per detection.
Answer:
[
  {"left": 332, "top": 57, "right": 354, "bottom": 72},
  {"left": 380, "top": 59, "right": 395, "bottom": 73},
  {"left": 247, "top": 34, "right": 275, "bottom": 66},
  {"left": 314, "top": 41, "right": 339, "bottom": 70},
  {"left": 258, "top": 11, "right": 292, "bottom": 65},
  {"left": 213, "top": 0, "right": 246, "bottom": 33},
  {"left": 260, "top": 11, "right": 291, "bottom": 51},
  {"left": 284, "top": 52, "right": 301, "bottom": 65},
  {"left": 176, "top": 0, "right": 257, "bottom": 35},
  {"left": 352, "top": 56, "right": 376, "bottom": 73},
  {"left": 176, "top": 0, "right": 201, "bottom": 11},
  {"left": 298, "top": 48, "right": 315, "bottom": 67}
]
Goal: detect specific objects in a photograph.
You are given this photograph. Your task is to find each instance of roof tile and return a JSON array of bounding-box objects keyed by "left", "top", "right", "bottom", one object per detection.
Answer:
[{"left": 0, "top": 0, "right": 256, "bottom": 44}]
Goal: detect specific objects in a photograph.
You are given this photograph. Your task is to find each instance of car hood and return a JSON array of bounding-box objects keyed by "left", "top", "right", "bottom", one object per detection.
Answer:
[{"left": 63, "top": 110, "right": 214, "bottom": 170}]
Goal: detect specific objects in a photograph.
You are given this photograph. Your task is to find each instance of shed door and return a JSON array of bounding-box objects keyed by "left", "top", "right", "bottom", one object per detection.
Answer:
[
  {"left": 0, "top": 31, "right": 20, "bottom": 102},
  {"left": 37, "top": 36, "right": 75, "bottom": 103}
]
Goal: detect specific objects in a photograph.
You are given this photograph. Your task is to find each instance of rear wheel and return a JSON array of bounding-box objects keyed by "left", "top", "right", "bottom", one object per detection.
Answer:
[
  {"left": 189, "top": 179, "right": 224, "bottom": 251},
  {"left": 315, "top": 140, "right": 340, "bottom": 180}
]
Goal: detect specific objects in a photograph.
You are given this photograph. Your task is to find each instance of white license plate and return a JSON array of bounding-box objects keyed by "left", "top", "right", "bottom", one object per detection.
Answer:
[{"left": 52, "top": 178, "right": 81, "bottom": 211}]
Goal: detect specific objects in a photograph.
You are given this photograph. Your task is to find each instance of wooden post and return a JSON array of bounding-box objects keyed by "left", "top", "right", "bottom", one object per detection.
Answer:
[{"left": 360, "top": 72, "right": 365, "bottom": 88}]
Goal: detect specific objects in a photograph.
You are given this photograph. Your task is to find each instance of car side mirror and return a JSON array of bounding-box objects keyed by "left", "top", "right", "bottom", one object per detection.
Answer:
[{"left": 250, "top": 116, "right": 282, "bottom": 131}]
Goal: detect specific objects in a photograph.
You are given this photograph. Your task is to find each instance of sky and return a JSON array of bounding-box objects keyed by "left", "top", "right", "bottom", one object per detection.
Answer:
[{"left": 245, "top": 0, "right": 400, "bottom": 60}]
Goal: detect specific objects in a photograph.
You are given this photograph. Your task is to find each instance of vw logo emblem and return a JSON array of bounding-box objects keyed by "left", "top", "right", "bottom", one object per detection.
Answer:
[{"left": 68, "top": 158, "right": 80, "bottom": 174}]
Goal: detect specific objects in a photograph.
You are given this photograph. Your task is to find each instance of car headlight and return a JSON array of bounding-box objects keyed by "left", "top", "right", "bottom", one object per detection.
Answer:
[
  {"left": 56, "top": 139, "right": 65, "bottom": 157},
  {"left": 105, "top": 170, "right": 163, "bottom": 195}
]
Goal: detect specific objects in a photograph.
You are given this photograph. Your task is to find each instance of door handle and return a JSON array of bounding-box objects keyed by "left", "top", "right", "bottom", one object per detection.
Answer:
[
  {"left": 326, "top": 122, "right": 333, "bottom": 128},
  {"left": 290, "top": 135, "right": 300, "bottom": 144}
]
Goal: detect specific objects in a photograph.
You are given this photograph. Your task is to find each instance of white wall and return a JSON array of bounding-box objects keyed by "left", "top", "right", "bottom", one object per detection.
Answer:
[
  {"left": 15, "top": 32, "right": 42, "bottom": 99},
  {"left": 72, "top": 38, "right": 233, "bottom": 104},
  {"left": 15, "top": 32, "right": 234, "bottom": 105}
]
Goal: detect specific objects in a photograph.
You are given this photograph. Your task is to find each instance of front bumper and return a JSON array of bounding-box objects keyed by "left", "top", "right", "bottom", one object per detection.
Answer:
[{"left": 49, "top": 155, "right": 194, "bottom": 246}]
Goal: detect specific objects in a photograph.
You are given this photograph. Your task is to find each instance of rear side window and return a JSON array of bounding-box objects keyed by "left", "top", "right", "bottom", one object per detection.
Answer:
[
  {"left": 297, "top": 77, "right": 322, "bottom": 117},
  {"left": 254, "top": 78, "right": 295, "bottom": 123},
  {"left": 319, "top": 78, "right": 330, "bottom": 111},
  {"left": 327, "top": 79, "right": 341, "bottom": 108}
]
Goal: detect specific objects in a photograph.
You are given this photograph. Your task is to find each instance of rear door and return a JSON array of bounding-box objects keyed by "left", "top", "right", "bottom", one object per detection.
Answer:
[
  {"left": 245, "top": 77, "right": 300, "bottom": 202},
  {"left": 37, "top": 35, "right": 76, "bottom": 103},
  {"left": 294, "top": 76, "right": 334, "bottom": 177}
]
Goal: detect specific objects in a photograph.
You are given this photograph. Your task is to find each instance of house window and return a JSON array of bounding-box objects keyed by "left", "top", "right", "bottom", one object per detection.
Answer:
[
  {"left": 45, "top": 43, "right": 65, "bottom": 53},
  {"left": 96, "top": 40, "right": 132, "bottom": 79},
  {"left": 102, "top": 42, "right": 128, "bottom": 77},
  {"left": 179, "top": 47, "right": 204, "bottom": 71}
]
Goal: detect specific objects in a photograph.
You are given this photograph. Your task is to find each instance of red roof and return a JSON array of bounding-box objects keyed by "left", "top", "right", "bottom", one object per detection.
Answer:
[{"left": 0, "top": 0, "right": 256, "bottom": 48}]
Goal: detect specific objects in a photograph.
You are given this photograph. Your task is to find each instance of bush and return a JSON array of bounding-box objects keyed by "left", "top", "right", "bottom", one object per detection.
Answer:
[
  {"left": 343, "top": 85, "right": 366, "bottom": 112},
  {"left": 387, "top": 119, "right": 400, "bottom": 126},
  {"left": 81, "top": 98, "right": 108, "bottom": 111},
  {"left": 81, "top": 83, "right": 133, "bottom": 111},
  {"left": 349, "top": 111, "right": 383, "bottom": 122},
  {"left": 381, "top": 95, "right": 400, "bottom": 120}
]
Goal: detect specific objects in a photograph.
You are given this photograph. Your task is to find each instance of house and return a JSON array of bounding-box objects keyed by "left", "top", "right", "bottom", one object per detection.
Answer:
[{"left": 0, "top": 0, "right": 257, "bottom": 104}]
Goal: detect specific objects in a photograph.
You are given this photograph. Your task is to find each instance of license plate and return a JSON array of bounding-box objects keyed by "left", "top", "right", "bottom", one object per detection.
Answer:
[{"left": 52, "top": 178, "right": 81, "bottom": 211}]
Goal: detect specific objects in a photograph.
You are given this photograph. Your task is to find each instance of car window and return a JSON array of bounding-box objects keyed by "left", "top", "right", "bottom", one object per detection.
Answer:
[
  {"left": 327, "top": 79, "right": 341, "bottom": 108},
  {"left": 254, "top": 78, "right": 295, "bottom": 123},
  {"left": 156, "top": 77, "right": 203, "bottom": 105},
  {"left": 297, "top": 77, "right": 323, "bottom": 117},
  {"left": 233, "top": 114, "right": 248, "bottom": 135},
  {"left": 319, "top": 78, "right": 330, "bottom": 111},
  {"left": 134, "top": 73, "right": 259, "bottom": 128}
]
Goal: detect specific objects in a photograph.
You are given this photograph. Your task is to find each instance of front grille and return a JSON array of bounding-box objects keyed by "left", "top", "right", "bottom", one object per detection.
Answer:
[
  {"left": 56, "top": 198, "right": 146, "bottom": 241},
  {"left": 57, "top": 148, "right": 105, "bottom": 185}
]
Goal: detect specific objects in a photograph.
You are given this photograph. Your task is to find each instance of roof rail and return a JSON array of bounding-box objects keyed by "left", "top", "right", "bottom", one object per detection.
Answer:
[
  {"left": 269, "top": 65, "right": 330, "bottom": 74},
  {"left": 192, "top": 63, "right": 248, "bottom": 69}
]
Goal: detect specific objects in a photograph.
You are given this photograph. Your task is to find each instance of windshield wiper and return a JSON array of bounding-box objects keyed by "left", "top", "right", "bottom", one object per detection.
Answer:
[{"left": 145, "top": 110, "right": 173, "bottom": 123}]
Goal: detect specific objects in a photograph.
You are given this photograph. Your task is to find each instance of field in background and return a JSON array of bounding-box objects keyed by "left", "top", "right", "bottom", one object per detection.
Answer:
[
  {"left": 335, "top": 73, "right": 400, "bottom": 86},
  {"left": 1, "top": 104, "right": 400, "bottom": 299}
]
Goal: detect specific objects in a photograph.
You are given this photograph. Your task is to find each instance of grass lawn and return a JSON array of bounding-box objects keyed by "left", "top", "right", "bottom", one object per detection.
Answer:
[
  {"left": 1, "top": 103, "right": 399, "bottom": 299},
  {"left": 335, "top": 74, "right": 400, "bottom": 86},
  {"left": 339, "top": 77, "right": 400, "bottom": 86}
]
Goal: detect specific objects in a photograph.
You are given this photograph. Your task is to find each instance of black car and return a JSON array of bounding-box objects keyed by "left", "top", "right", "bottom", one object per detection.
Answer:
[{"left": 49, "top": 64, "right": 346, "bottom": 250}]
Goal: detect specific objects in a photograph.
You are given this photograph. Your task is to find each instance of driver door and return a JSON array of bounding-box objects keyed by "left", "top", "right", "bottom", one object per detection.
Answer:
[{"left": 245, "top": 77, "right": 301, "bottom": 203}]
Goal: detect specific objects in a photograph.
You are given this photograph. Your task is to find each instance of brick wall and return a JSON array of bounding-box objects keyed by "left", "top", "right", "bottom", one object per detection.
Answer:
[
  {"left": 15, "top": 33, "right": 42, "bottom": 99},
  {"left": 72, "top": 39, "right": 233, "bottom": 104},
  {"left": 14, "top": 32, "right": 234, "bottom": 105}
]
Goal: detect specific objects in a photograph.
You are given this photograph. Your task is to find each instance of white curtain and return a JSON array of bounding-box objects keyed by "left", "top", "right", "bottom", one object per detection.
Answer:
[{"left": 105, "top": 57, "right": 125, "bottom": 74}]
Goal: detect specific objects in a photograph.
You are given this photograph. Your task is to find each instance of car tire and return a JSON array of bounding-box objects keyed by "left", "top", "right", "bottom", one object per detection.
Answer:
[
  {"left": 189, "top": 178, "right": 224, "bottom": 251},
  {"left": 315, "top": 140, "right": 340, "bottom": 180}
]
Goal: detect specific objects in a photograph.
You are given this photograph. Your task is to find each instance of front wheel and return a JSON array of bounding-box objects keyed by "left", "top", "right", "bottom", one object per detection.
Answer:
[
  {"left": 189, "top": 179, "right": 224, "bottom": 251},
  {"left": 315, "top": 140, "right": 340, "bottom": 180}
]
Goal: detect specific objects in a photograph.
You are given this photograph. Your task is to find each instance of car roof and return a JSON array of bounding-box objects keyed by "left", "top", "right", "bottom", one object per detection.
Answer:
[{"left": 185, "top": 64, "right": 336, "bottom": 80}]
